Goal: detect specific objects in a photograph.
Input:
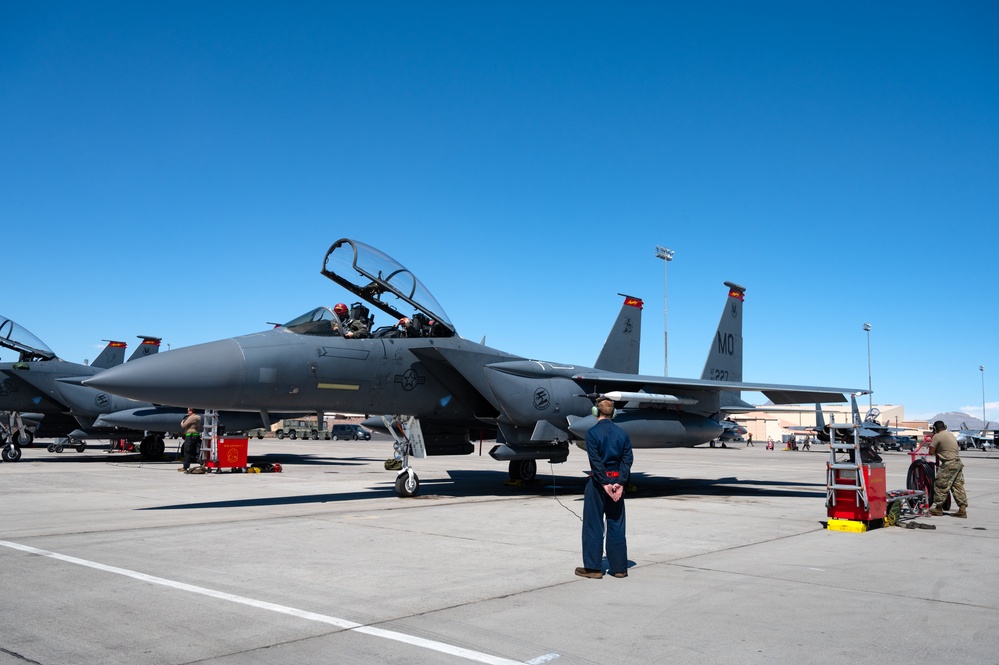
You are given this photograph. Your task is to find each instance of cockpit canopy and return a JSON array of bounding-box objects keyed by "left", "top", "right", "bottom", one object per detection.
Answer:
[
  {"left": 320, "top": 238, "right": 456, "bottom": 336},
  {"left": 0, "top": 315, "right": 57, "bottom": 361}
]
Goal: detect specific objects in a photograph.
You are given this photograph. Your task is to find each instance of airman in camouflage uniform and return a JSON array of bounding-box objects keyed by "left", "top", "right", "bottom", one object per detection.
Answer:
[{"left": 928, "top": 421, "right": 968, "bottom": 518}]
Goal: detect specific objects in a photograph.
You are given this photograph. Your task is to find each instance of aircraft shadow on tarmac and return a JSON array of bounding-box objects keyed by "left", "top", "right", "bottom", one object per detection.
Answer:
[{"left": 138, "top": 470, "right": 825, "bottom": 511}]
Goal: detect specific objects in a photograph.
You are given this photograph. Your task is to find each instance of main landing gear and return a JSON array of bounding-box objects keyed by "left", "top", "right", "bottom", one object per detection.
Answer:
[
  {"left": 508, "top": 459, "right": 537, "bottom": 483},
  {"left": 139, "top": 434, "right": 166, "bottom": 459}
]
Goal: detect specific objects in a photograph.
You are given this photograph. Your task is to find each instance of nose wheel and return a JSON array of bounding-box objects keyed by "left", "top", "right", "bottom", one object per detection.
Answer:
[
  {"left": 2, "top": 443, "right": 21, "bottom": 463},
  {"left": 394, "top": 469, "right": 420, "bottom": 497}
]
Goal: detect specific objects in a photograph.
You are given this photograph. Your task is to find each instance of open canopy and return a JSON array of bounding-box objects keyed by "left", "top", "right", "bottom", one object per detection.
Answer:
[
  {"left": 0, "top": 315, "right": 57, "bottom": 361},
  {"left": 320, "top": 238, "right": 456, "bottom": 336}
]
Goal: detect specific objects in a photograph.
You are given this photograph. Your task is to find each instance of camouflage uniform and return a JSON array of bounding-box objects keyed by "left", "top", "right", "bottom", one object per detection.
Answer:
[{"left": 930, "top": 429, "right": 968, "bottom": 509}]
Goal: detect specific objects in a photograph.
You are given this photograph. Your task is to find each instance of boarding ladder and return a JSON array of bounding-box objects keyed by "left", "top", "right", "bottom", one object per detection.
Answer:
[
  {"left": 200, "top": 410, "right": 219, "bottom": 466},
  {"left": 826, "top": 424, "right": 869, "bottom": 513}
]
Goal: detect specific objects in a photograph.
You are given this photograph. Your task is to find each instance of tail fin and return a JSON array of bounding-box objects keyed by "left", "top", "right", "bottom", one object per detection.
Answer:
[
  {"left": 701, "top": 282, "right": 746, "bottom": 410},
  {"left": 850, "top": 394, "right": 862, "bottom": 426},
  {"left": 814, "top": 403, "right": 826, "bottom": 430},
  {"left": 593, "top": 294, "right": 643, "bottom": 374},
  {"left": 91, "top": 341, "right": 127, "bottom": 369},
  {"left": 127, "top": 336, "right": 162, "bottom": 361}
]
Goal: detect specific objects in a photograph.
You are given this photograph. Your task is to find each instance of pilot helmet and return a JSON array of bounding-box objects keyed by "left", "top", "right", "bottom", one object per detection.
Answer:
[{"left": 333, "top": 303, "right": 349, "bottom": 317}]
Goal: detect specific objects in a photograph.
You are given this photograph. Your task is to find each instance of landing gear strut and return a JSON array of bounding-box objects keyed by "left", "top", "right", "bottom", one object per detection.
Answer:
[{"left": 382, "top": 415, "right": 423, "bottom": 498}]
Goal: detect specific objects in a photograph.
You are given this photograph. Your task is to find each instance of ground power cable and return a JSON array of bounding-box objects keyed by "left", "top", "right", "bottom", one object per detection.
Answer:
[{"left": 550, "top": 461, "right": 582, "bottom": 521}]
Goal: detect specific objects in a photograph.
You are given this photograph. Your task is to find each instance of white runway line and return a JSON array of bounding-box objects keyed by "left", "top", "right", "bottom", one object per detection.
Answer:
[{"left": 0, "top": 539, "right": 526, "bottom": 665}]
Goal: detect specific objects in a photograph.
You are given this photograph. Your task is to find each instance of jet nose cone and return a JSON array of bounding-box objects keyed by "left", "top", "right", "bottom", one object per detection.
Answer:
[{"left": 84, "top": 339, "right": 245, "bottom": 409}]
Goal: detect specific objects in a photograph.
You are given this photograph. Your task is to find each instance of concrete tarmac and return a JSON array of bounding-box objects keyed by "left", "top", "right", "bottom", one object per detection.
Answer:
[{"left": 1, "top": 437, "right": 996, "bottom": 664}]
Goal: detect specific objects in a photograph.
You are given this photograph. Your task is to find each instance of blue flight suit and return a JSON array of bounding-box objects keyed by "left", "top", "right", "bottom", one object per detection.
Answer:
[{"left": 582, "top": 418, "right": 634, "bottom": 574}]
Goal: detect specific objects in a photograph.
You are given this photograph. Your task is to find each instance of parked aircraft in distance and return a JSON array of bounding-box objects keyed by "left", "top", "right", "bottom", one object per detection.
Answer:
[
  {"left": 956, "top": 422, "right": 994, "bottom": 450},
  {"left": 87, "top": 238, "right": 861, "bottom": 497},
  {"left": 0, "top": 315, "right": 169, "bottom": 461},
  {"left": 786, "top": 395, "right": 902, "bottom": 452},
  {"left": 0, "top": 316, "right": 304, "bottom": 462}
]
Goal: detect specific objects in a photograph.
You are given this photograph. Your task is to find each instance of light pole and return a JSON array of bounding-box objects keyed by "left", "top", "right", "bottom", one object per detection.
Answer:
[
  {"left": 981, "top": 365, "right": 986, "bottom": 427},
  {"left": 655, "top": 246, "right": 675, "bottom": 376},
  {"left": 863, "top": 322, "right": 872, "bottom": 411}
]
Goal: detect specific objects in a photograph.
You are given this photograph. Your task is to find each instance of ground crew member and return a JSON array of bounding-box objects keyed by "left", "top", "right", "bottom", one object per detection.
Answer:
[
  {"left": 928, "top": 420, "right": 968, "bottom": 518},
  {"left": 576, "top": 395, "right": 633, "bottom": 579},
  {"left": 180, "top": 408, "right": 202, "bottom": 473}
]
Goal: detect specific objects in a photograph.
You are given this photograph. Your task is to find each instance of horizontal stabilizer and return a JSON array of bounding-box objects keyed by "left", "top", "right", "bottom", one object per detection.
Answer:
[{"left": 760, "top": 389, "right": 851, "bottom": 405}]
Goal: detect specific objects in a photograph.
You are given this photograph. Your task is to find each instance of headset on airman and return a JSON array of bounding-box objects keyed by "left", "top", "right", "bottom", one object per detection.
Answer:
[{"left": 591, "top": 395, "right": 617, "bottom": 419}]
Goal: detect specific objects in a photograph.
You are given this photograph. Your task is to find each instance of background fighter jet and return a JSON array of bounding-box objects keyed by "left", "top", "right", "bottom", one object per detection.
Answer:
[
  {"left": 0, "top": 317, "right": 166, "bottom": 461},
  {"left": 0, "top": 317, "right": 305, "bottom": 462},
  {"left": 955, "top": 422, "right": 994, "bottom": 450},
  {"left": 786, "top": 395, "right": 902, "bottom": 452},
  {"left": 88, "top": 238, "right": 860, "bottom": 496}
]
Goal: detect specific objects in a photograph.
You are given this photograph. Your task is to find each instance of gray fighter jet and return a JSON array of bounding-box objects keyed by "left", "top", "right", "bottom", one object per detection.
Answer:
[
  {"left": 86, "top": 238, "right": 859, "bottom": 496},
  {"left": 0, "top": 317, "right": 166, "bottom": 460},
  {"left": 798, "top": 396, "right": 901, "bottom": 450},
  {"left": 0, "top": 317, "right": 303, "bottom": 462}
]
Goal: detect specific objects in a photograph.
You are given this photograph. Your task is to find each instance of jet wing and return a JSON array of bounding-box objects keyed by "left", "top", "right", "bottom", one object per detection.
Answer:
[{"left": 568, "top": 369, "right": 855, "bottom": 406}]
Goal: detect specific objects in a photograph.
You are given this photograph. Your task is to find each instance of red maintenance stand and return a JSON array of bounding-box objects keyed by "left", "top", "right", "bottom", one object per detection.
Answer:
[
  {"left": 198, "top": 410, "right": 249, "bottom": 473},
  {"left": 826, "top": 424, "right": 886, "bottom": 532}
]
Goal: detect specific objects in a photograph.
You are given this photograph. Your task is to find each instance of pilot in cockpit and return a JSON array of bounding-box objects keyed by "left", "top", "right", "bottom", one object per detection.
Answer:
[
  {"left": 396, "top": 314, "right": 424, "bottom": 338},
  {"left": 333, "top": 303, "right": 370, "bottom": 339}
]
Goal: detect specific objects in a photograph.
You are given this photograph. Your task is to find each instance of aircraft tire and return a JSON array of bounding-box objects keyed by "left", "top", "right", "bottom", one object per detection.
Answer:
[
  {"left": 14, "top": 429, "right": 33, "bottom": 447},
  {"left": 2, "top": 446, "right": 22, "bottom": 463},
  {"left": 508, "top": 459, "right": 538, "bottom": 482},
  {"left": 48, "top": 444, "right": 56, "bottom": 453},
  {"left": 139, "top": 435, "right": 166, "bottom": 460},
  {"left": 55, "top": 444, "right": 64, "bottom": 453},
  {"left": 395, "top": 472, "right": 420, "bottom": 497},
  {"left": 76, "top": 442, "right": 87, "bottom": 453}
]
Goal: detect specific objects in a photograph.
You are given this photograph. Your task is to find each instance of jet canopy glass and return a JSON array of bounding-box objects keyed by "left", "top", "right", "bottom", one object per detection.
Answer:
[
  {"left": 0, "top": 315, "right": 57, "bottom": 361},
  {"left": 320, "top": 238, "right": 456, "bottom": 336}
]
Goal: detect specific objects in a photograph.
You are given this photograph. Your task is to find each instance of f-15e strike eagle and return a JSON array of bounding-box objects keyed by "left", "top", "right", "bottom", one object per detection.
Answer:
[{"left": 86, "top": 238, "right": 860, "bottom": 496}]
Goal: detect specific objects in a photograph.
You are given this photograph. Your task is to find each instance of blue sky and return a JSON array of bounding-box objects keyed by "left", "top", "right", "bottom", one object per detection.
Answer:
[{"left": 2, "top": 3, "right": 996, "bottom": 422}]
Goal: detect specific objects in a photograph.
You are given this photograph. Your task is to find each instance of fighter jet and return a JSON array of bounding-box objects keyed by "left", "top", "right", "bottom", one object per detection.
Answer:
[
  {"left": 955, "top": 422, "right": 993, "bottom": 450},
  {"left": 86, "top": 238, "right": 860, "bottom": 496},
  {"left": 786, "top": 396, "right": 901, "bottom": 452},
  {"left": 0, "top": 316, "right": 165, "bottom": 461}
]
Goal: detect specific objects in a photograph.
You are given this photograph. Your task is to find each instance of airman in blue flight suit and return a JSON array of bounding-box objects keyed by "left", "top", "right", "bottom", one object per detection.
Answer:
[{"left": 576, "top": 395, "right": 633, "bottom": 579}]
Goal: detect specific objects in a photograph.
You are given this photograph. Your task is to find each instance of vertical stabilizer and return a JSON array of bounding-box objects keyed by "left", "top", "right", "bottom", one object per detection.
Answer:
[
  {"left": 702, "top": 283, "right": 745, "bottom": 410},
  {"left": 814, "top": 403, "right": 826, "bottom": 431},
  {"left": 128, "top": 336, "right": 162, "bottom": 361},
  {"left": 91, "top": 341, "right": 127, "bottom": 369},
  {"left": 850, "top": 394, "right": 861, "bottom": 426},
  {"left": 701, "top": 282, "right": 745, "bottom": 383},
  {"left": 593, "top": 294, "right": 643, "bottom": 374}
]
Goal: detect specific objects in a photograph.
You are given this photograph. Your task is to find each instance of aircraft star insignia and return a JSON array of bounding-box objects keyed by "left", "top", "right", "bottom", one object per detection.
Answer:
[{"left": 395, "top": 369, "right": 426, "bottom": 391}]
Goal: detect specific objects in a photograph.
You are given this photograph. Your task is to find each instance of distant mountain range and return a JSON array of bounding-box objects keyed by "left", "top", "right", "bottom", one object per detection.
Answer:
[{"left": 929, "top": 412, "right": 994, "bottom": 432}]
